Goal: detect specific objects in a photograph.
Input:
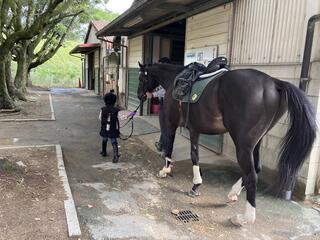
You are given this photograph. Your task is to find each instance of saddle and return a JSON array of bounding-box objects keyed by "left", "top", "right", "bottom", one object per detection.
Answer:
[{"left": 172, "top": 57, "right": 229, "bottom": 103}]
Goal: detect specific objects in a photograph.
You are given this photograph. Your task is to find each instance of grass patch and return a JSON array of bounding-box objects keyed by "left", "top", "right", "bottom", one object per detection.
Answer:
[{"left": 0, "top": 158, "right": 17, "bottom": 173}]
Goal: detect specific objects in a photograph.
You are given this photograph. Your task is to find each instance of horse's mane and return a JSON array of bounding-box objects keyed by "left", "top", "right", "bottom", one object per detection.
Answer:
[
  {"left": 150, "top": 63, "right": 184, "bottom": 72},
  {"left": 145, "top": 63, "right": 184, "bottom": 89}
]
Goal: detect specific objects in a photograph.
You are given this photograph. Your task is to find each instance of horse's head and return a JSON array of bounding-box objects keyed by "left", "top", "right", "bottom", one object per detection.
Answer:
[{"left": 137, "top": 62, "right": 159, "bottom": 102}]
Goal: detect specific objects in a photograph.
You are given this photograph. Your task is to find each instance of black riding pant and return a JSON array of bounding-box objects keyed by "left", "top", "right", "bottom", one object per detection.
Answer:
[{"left": 159, "top": 98, "right": 166, "bottom": 150}]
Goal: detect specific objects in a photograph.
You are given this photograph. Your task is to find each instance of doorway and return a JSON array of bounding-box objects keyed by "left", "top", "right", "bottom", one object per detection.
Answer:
[
  {"left": 144, "top": 20, "right": 186, "bottom": 115},
  {"left": 88, "top": 52, "right": 95, "bottom": 90}
]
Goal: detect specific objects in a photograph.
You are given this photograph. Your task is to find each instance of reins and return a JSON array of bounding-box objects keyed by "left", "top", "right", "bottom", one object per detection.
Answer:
[{"left": 119, "top": 103, "right": 141, "bottom": 140}]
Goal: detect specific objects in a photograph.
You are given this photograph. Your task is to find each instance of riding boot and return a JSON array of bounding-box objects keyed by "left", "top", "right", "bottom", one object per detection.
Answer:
[
  {"left": 112, "top": 143, "right": 119, "bottom": 163},
  {"left": 100, "top": 141, "right": 107, "bottom": 157}
]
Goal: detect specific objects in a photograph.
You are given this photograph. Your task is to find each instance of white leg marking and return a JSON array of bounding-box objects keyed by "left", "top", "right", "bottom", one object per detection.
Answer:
[
  {"left": 230, "top": 201, "right": 256, "bottom": 226},
  {"left": 193, "top": 165, "right": 202, "bottom": 184},
  {"left": 227, "top": 178, "right": 243, "bottom": 201},
  {"left": 244, "top": 201, "right": 256, "bottom": 223},
  {"left": 158, "top": 158, "right": 172, "bottom": 178}
]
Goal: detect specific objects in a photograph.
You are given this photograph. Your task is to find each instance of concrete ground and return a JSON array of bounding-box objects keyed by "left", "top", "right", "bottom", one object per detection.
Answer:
[{"left": 0, "top": 89, "right": 319, "bottom": 240}]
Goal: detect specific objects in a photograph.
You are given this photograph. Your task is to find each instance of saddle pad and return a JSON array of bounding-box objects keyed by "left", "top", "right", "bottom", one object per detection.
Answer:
[{"left": 178, "top": 71, "right": 226, "bottom": 103}]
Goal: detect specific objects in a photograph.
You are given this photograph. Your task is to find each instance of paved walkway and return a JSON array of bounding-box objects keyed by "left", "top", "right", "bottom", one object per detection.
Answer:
[{"left": 1, "top": 89, "right": 320, "bottom": 240}]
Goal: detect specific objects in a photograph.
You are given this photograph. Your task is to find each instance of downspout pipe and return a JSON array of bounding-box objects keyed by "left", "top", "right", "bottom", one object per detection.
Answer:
[{"left": 299, "top": 14, "right": 320, "bottom": 92}]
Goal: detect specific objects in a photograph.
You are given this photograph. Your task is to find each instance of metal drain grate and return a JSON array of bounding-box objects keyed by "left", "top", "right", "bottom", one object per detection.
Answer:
[{"left": 176, "top": 210, "right": 199, "bottom": 223}]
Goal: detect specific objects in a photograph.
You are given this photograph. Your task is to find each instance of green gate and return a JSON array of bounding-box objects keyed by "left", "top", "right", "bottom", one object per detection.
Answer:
[
  {"left": 127, "top": 68, "right": 151, "bottom": 115},
  {"left": 128, "top": 68, "right": 140, "bottom": 111}
]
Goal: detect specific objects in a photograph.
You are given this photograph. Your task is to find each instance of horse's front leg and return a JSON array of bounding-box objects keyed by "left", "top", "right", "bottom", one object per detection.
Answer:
[
  {"left": 188, "top": 131, "right": 202, "bottom": 197},
  {"left": 158, "top": 132, "right": 176, "bottom": 178}
]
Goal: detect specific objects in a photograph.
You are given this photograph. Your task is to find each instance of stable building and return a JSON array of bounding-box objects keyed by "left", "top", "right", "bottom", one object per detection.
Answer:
[
  {"left": 97, "top": 0, "right": 320, "bottom": 198},
  {"left": 70, "top": 20, "right": 128, "bottom": 103}
]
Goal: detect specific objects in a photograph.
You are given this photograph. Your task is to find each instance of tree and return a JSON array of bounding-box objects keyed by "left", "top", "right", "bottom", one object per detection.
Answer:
[
  {"left": 10, "top": 0, "right": 115, "bottom": 101},
  {"left": 0, "top": 0, "right": 65, "bottom": 109},
  {"left": 0, "top": 0, "right": 118, "bottom": 109},
  {"left": 13, "top": 9, "right": 83, "bottom": 97}
]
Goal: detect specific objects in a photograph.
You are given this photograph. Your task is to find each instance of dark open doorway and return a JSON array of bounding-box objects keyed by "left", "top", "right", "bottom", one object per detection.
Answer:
[
  {"left": 88, "top": 52, "right": 95, "bottom": 90},
  {"left": 144, "top": 20, "right": 186, "bottom": 65},
  {"left": 143, "top": 20, "right": 186, "bottom": 115}
]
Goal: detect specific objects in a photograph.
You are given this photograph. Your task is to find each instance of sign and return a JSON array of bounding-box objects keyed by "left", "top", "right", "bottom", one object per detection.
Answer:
[{"left": 185, "top": 45, "right": 219, "bottom": 66}]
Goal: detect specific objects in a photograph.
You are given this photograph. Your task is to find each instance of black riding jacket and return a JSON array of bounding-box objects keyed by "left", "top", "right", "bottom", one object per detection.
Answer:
[{"left": 100, "top": 105, "right": 120, "bottom": 138}]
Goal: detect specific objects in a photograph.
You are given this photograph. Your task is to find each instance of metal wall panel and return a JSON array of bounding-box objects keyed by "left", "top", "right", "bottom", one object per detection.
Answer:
[
  {"left": 185, "top": 3, "right": 232, "bottom": 53},
  {"left": 232, "top": 0, "right": 307, "bottom": 64},
  {"left": 127, "top": 36, "right": 144, "bottom": 111},
  {"left": 128, "top": 36, "right": 143, "bottom": 68}
]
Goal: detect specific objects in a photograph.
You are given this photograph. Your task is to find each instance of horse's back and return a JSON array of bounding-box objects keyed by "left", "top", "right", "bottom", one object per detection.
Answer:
[
  {"left": 221, "top": 69, "right": 275, "bottom": 87},
  {"left": 219, "top": 69, "right": 279, "bottom": 104},
  {"left": 217, "top": 68, "right": 285, "bottom": 133}
]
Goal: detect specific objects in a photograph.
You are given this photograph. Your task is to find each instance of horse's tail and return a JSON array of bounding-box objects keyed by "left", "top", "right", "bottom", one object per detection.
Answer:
[{"left": 275, "top": 79, "right": 317, "bottom": 196}]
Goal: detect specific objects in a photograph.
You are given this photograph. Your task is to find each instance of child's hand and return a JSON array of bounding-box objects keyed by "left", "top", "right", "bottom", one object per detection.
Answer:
[
  {"left": 128, "top": 111, "right": 136, "bottom": 117},
  {"left": 118, "top": 110, "right": 136, "bottom": 121}
]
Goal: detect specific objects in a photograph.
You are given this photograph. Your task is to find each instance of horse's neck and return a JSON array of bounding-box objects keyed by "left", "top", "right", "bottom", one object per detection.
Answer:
[{"left": 153, "top": 65, "right": 182, "bottom": 90}]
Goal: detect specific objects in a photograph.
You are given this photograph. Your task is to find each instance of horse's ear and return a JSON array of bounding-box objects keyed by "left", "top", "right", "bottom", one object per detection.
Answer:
[{"left": 138, "top": 61, "right": 144, "bottom": 69}]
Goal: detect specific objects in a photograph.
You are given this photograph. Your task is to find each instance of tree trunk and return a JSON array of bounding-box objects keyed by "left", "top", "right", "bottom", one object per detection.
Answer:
[
  {"left": 26, "top": 71, "right": 32, "bottom": 87},
  {"left": 5, "top": 54, "right": 27, "bottom": 101},
  {"left": 14, "top": 48, "right": 30, "bottom": 94},
  {"left": 0, "top": 58, "right": 15, "bottom": 109}
]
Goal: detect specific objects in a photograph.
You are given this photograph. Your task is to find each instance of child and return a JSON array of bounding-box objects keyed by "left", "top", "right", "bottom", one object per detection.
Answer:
[{"left": 99, "top": 91, "right": 120, "bottom": 163}]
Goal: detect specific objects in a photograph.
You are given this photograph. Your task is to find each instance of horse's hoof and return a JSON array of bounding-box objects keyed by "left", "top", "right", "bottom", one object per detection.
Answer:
[
  {"left": 230, "top": 214, "right": 254, "bottom": 227},
  {"left": 187, "top": 189, "right": 200, "bottom": 198},
  {"left": 227, "top": 193, "right": 238, "bottom": 202},
  {"left": 157, "top": 166, "right": 172, "bottom": 178},
  {"left": 230, "top": 214, "right": 246, "bottom": 227},
  {"left": 157, "top": 172, "right": 167, "bottom": 178}
]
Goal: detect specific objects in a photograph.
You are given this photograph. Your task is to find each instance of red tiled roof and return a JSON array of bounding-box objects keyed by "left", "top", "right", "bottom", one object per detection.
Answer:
[{"left": 69, "top": 43, "right": 100, "bottom": 54}]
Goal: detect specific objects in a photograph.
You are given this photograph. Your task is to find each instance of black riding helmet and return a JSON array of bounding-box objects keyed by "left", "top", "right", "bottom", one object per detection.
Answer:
[{"left": 104, "top": 91, "right": 117, "bottom": 105}]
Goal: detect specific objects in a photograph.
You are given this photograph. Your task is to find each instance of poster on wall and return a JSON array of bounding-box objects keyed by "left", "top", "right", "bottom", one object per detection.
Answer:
[{"left": 185, "top": 45, "right": 219, "bottom": 66}]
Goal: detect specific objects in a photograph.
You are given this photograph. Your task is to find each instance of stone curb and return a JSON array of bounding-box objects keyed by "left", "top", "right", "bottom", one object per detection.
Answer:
[
  {"left": 55, "top": 144, "right": 82, "bottom": 237},
  {"left": 0, "top": 144, "right": 81, "bottom": 237}
]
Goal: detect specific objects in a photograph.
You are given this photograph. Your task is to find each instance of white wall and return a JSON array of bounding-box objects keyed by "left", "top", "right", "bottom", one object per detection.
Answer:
[
  {"left": 128, "top": 36, "right": 143, "bottom": 68},
  {"left": 86, "top": 26, "right": 99, "bottom": 44}
]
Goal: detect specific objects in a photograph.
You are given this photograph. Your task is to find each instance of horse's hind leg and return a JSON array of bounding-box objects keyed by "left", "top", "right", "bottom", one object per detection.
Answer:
[
  {"left": 253, "top": 140, "right": 262, "bottom": 174},
  {"left": 229, "top": 144, "right": 258, "bottom": 226},
  {"left": 227, "top": 140, "right": 262, "bottom": 202},
  {"left": 228, "top": 139, "right": 262, "bottom": 202},
  {"left": 227, "top": 177, "right": 244, "bottom": 202},
  {"left": 188, "top": 130, "right": 202, "bottom": 197}
]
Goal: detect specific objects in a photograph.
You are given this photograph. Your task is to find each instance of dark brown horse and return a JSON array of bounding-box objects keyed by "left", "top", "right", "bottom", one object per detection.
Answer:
[{"left": 137, "top": 62, "right": 316, "bottom": 226}]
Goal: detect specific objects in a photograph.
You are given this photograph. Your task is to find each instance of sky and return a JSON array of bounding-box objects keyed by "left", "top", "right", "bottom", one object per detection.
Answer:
[{"left": 106, "top": 0, "right": 135, "bottom": 14}]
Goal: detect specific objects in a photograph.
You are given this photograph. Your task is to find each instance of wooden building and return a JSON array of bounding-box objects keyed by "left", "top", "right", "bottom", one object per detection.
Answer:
[
  {"left": 97, "top": 0, "right": 320, "bottom": 197},
  {"left": 70, "top": 20, "right": 125, "bottom": 98}
]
